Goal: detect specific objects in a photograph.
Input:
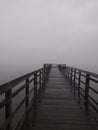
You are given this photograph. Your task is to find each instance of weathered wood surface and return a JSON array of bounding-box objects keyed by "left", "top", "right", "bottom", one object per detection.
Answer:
[{"left": 20, "top": 66, "right": 97, "bottom": 130}]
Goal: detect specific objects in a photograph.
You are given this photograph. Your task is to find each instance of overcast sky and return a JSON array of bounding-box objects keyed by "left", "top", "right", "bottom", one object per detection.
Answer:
[{"left": 0, "top": 0, "right": 98, "bottom": 83}]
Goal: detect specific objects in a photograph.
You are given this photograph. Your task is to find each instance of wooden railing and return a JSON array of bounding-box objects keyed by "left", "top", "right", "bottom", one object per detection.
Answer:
[
  {"left": 59, "top": 65, "right": 98, "bottom": 118},
  {"left": 0, "top": 64, "right": 51, "bottom": 130}
]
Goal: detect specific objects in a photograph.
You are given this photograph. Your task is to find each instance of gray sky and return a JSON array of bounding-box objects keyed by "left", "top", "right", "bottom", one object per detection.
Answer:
[{"left": 0, "top": 0, "right": 98, "bottom": 82}]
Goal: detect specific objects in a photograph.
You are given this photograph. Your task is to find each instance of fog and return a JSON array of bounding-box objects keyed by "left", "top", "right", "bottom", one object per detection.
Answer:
[{"left": 0, "top": 0, "right": 98, "bottom": 84}]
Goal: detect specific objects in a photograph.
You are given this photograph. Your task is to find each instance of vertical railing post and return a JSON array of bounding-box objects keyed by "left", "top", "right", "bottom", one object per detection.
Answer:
[
  {"left": 42, "top": 65, "right": 45, "bottom": 82},
  {"left": 68, "top": 68, "right": 70, "bottom": 79},
  {"left": 67, "top": 68, "right": 69, "bottom": 79},
  {"left": 70, "top": 68, "right": 73, "bottom": 83},
  {"left": 42, "top": 67, "right": 44, "bottom": 84},
  {"left": 70, "top": 68, "right": 73, "bottom": 92},
  {"left": 39, "top": 70, "right": 42, "bottom": 87},
  {"left": 66, "top": 68, "right": 68, "bottom": 78},
  {"left": 41, "top": 70, "right": 43, "bottom": 85},
  {"left": 25, "top": 77, "right": 29, "bottom": 108},
  {"left": 38, "top": 70, "right": 42, "bottom": 96},
  {"left": 46, "top": 66, "right": 49, "bottom": 80},
  {"left": 85, "top": 74, "right": 90, "bottom": 112},
  {"left": 34, "top": 72, "right": 37, "bottom": 103},
  {"left": 43, "top": 64, "right": 46, "bottom": 82},
  {"left": 78, "top": 71, "right": 81, "bottom": 104},
  {"left": 5, "top": 89, "right": 12, "bottom": 130},
  {"left": 65, "top": 66, "right": 67, "bottom": 77},
  {"left": 64, "top": 67, "right": 66, "bottom": 77},
  {"left": 74, "top": 69, "right": 76, "bottom": 97}
]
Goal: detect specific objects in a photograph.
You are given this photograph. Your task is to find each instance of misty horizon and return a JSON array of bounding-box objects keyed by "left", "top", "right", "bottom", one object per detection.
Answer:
[{"left": 0, "top": 0, "right": 98, "bottom": 84}]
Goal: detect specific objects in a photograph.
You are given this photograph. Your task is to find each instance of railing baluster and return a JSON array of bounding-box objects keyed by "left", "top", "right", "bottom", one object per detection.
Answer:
[
  {"left": 66, "top": 68, "right": 68, "bottom": 78},
  {"left": 44, "top": 65, "right": 46, "bottom": 81},
  {"left": 70, "top": 68, "right": 73, "bottom": 83},
  {"left": 64, "top": 67, "right": 66, "bottom": 77},
  {"left": 85, "top": 74, "right": 90, "bottom": 112},
  {"left": 38, "top": 70, "right": 42, "bottom": 97},
  {"left": 5, "top": 89, "right": 12, "bottom": 130},
  {"left": 41, "top": 70, "right": 43, "bottom": 85},
  {"left": 42, "top": 65, "right": 46, "bottom": 83},
  {"left": 39, "top": 70, "right": 42, "bottom": 87},
  {"left": 68, "top": 68, "right": 70, "bottom": 79},
  {"left": 42, "top": 68, "right": 44, "bottom": 84},
  {"left": 37, "top": 71, "right": 41, "bottom": 97},
  {"left": 78, "top": 71, "right": 81, "bottom": 104},
  {"left": 74, "top": 69, "right": 76, "bottom": 97},
  {"left": 70, "top": 68, "right": 73, "bottom": 92},
  {"left": 34, "top": 72, "right": 37, "bottom": 103},
  {"left": 25, "top": 78, "right": 29, "bottom": 108}
]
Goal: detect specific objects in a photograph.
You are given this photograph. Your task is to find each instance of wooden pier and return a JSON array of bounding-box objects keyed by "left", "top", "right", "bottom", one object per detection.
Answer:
[{"left": 0, "top": 64, "right": 98, "bottom": 130}]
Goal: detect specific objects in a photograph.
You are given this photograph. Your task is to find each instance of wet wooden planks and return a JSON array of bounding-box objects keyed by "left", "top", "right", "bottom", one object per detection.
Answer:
[{"left": 21, "top": 66, "right": 97, "bottom": 130}]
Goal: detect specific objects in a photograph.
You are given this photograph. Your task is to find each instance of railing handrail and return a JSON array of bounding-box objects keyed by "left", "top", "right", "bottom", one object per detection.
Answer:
[
  {"left": 67, "top": 66, "right": 98, "bottom": 78},
  {"left": 60, "top": 65, "right": 98, "bottom": 78},
  {"left": 0, "top": 68, "right": 43, "bottom": 95}
]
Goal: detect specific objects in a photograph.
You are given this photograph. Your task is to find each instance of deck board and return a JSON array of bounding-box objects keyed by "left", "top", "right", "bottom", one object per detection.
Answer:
[{"left": 20, "top": 66, "right": 97, "bottom": 130}]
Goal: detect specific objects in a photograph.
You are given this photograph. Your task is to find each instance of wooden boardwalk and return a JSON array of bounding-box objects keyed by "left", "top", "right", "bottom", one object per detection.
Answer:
[{"left": 20, "top": 65, "right": 97, "bottom": 130}]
